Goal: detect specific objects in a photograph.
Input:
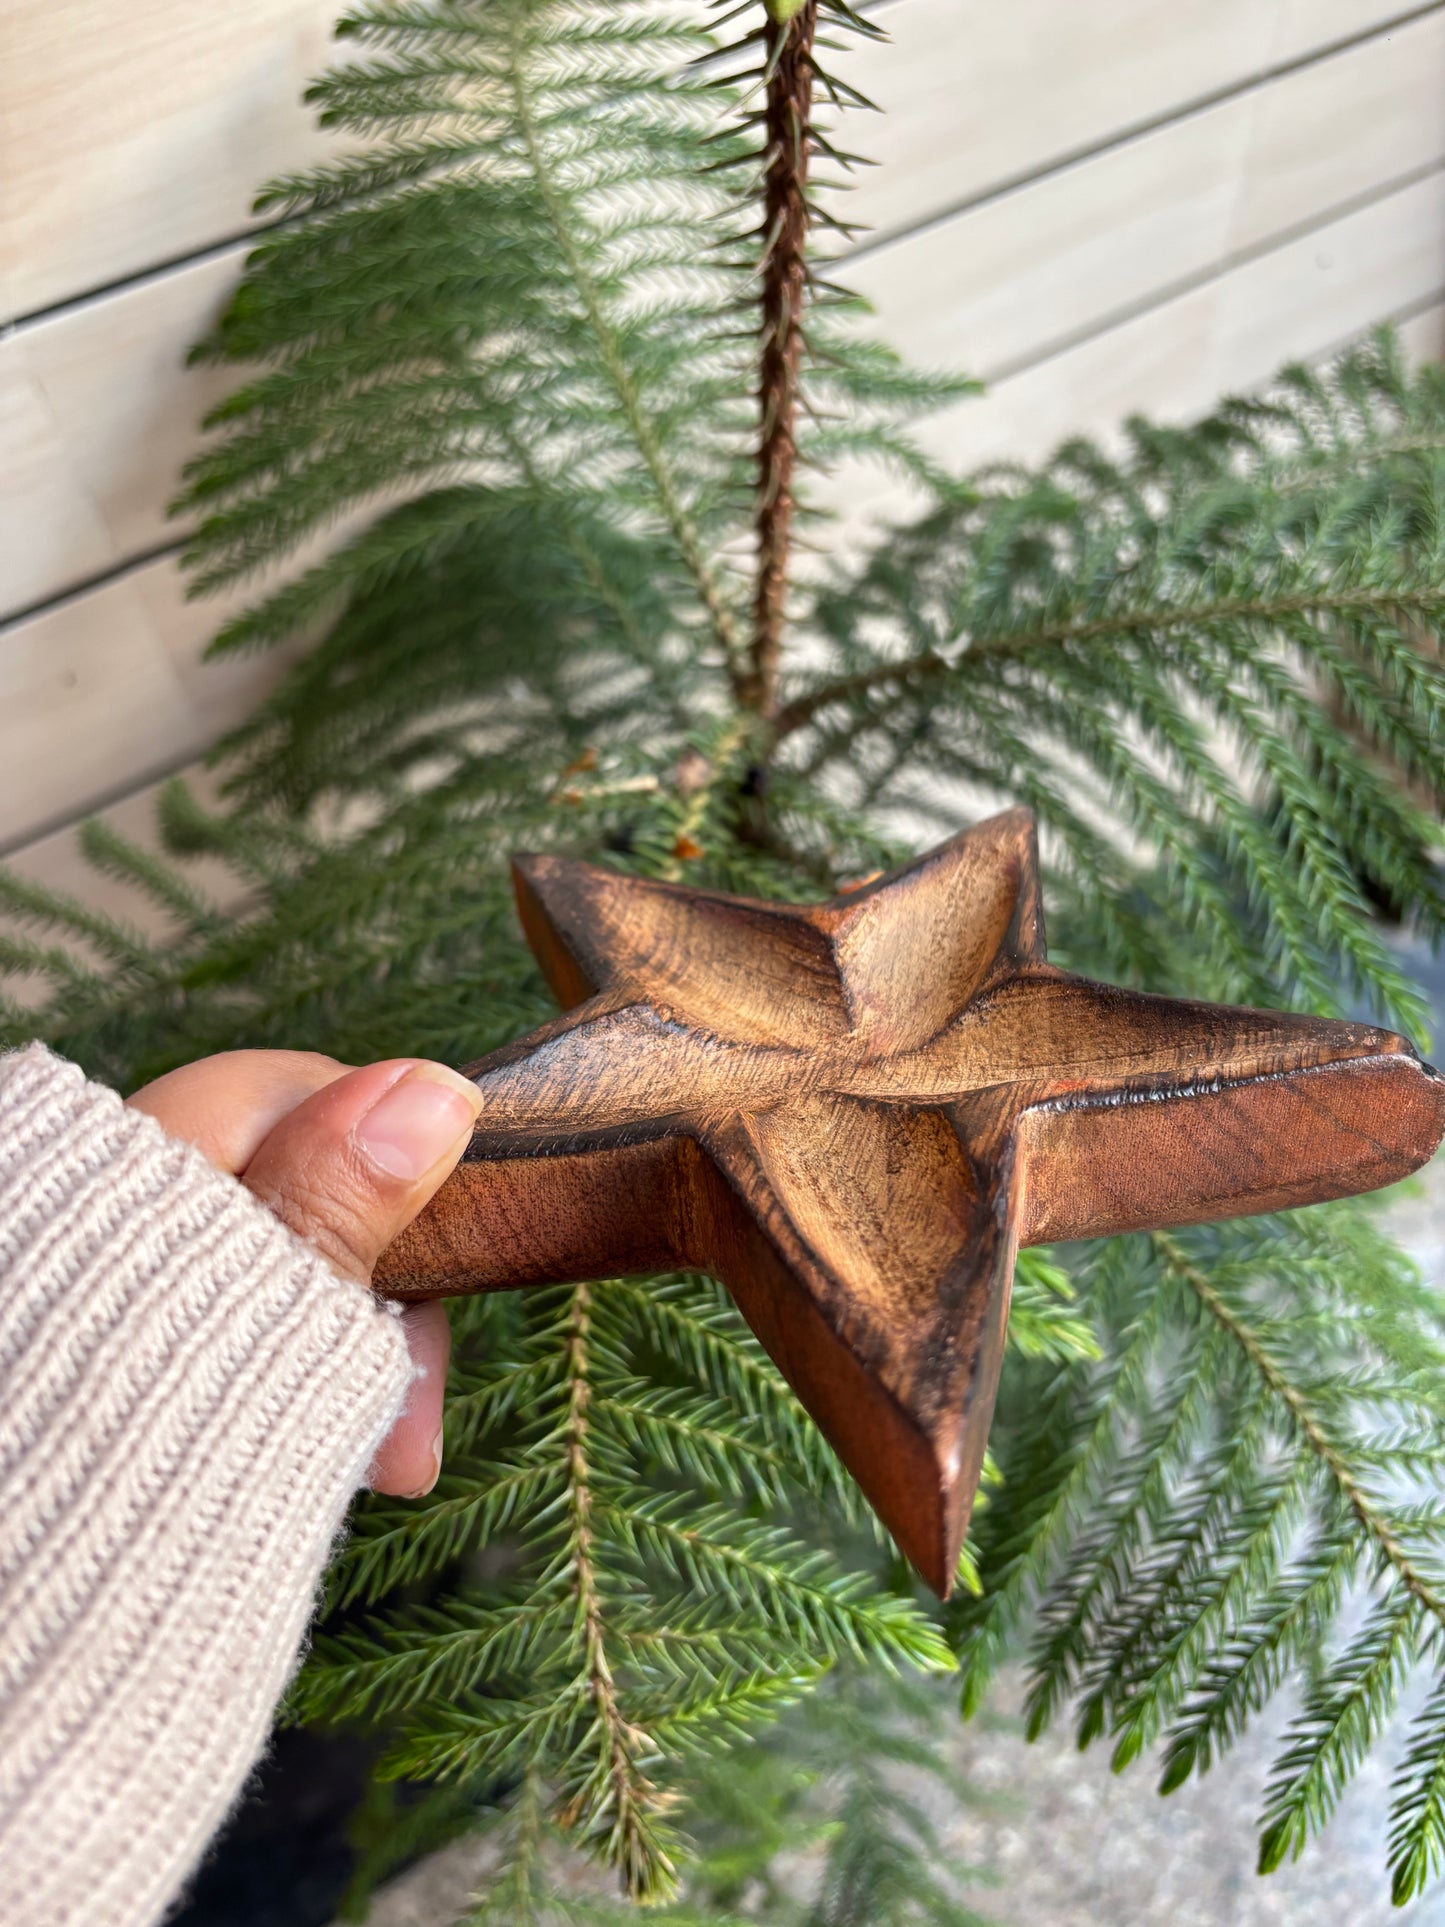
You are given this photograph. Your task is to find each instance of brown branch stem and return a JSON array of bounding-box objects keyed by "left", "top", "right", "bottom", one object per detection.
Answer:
[
  {"left": 770, "top": 586, "right": 1445, "bottom": 740},
  {"left": 744, "top": 1, "right": 819, "bottom": 718},
  {"left": 561, "top": 1280, "right": 668, "bottom": 1894}
]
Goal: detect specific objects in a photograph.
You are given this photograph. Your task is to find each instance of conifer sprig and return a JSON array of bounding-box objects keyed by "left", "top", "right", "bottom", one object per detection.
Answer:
[
  {"left": 442, "top": 1670, "right": 988, "bottom": 1925},
  {"left": 290, "top": 1272, "right": 953, "bottom": 1902},
  {"left": 952, "top": 1208, "right": 1445, "bottom": 1905}
]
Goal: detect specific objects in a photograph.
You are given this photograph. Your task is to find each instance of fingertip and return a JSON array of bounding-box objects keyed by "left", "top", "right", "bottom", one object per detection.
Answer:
[
  {"left": 241, "top": 1059, "right": 481, "bottom": 1283},
  {"left": 353, "top": 1062, "right": 483, "bottom": 1187},
  {"left": 369, "top": 1299, "right": 451, "bottom": 1497}
]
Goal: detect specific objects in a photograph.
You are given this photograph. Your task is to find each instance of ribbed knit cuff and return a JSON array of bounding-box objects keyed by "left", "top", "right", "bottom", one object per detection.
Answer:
[{"left": 0, "top": 1045, "right": 415, "bottom": 1927}]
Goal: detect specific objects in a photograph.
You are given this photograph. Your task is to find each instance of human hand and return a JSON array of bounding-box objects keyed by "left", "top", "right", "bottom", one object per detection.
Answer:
[{"left": 126, "top": 1051, "right": 482, "bottom": 1498}]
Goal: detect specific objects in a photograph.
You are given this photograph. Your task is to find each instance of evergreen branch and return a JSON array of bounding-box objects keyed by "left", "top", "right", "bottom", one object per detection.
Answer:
[
  {"left": 1020, "top": 1322, "right": 1234, "bottom": 1740},
  {"left": 1156, "top": 1232, "right": 1445, "bottom": 1634},
  {"left": 600, "top": 1498, "right": 954, "bottom": 1673},
  {"left": 657, "top": 715, "right": 759, "bottom": 878},
  {"left": 1156, "top": 1519, "right": 1361, "bottom": 1794},
  {"left": 1089, "top": 1415, "right": 1300, "bottom": 1770},
  {"left": 24, "top": 0, "right": 1445, "bottom": 1900},
  {"left": 775, "top": 586, "right": 1445, "bottom": 738},
  {"left": 951, "top": 1261, "right": 1185, "bottom": 1714},
  {"left": 1389, "top": 1669, "right": 1445, "bottom": 1903},
  {"left": 502, "top": 428, "right": 698, "bottom": 737},
  {"left": 1257, "top": 1594, "right": 1419, "bottom": 1873},
  {"left": 0, "top": 934, "right": 104, "bottom": 997},
  {"left": 557, "top": 1279, "right": 673, "bottom": 1898},
  {"left": 504, "top": 14, "right": 749, "bottom": 698},
  {"left": 331, "top": 1461, "right": 565, "bottom": 1607},
  {"left": 606, "top": 1274, "right": 871, "bottom": 1521},
  {"left": 0, "top": 866, "right": 155, "bottom": 972},
  {"left": 76, "top": 820, "right": 228, "bottom": 941},
  {"left": 295, "top": 1597, "right": 572, "bottom": 1722},
  {"left": 593, "top": 1384, "right": 792, "bottom": 1504},
  {"left": 444, "top": 1349, "right": 566, "bottom": 1456}
]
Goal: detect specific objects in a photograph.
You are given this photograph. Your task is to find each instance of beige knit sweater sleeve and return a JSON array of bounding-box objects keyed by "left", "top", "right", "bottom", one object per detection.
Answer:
[{"left": 0, "top": 1044, "right": 416, "bottom": 1927}]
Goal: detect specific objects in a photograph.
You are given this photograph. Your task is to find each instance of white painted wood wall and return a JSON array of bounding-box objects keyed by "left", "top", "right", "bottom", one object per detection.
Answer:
[{"left": 3, "top": 0, "right": 1443, "bottom": 910}]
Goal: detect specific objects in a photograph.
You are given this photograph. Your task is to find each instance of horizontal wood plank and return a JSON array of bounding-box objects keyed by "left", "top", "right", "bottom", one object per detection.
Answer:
[
  {"left": 0, "top": 761, "right": 250, "bottom": 1013},
  {"left": 847, "top": 7, "right": 1445, "bottom": 382},
  {"left": 0, "top": 556, "right": 297, "bottom": 851},
  {"left": 836, "top": 169, "right": 1445, "bottom": 537},
  {"left": 7, "top": 174, "right": 1442, "bottom": 859},
  {"left": 0, "top": 253, "right": 242, "bottom": 618},
  {"left": 1397, "top": 300, "right": 1445, "bottom": 362},
  {"left": 2, "top": 0, "right": 1420, "bottom": 320},
  {"left": 815, "top": 172, "right": 1445, "bottom": 550},
  {"left": 0, "top": 0, "right": 341, "bottom": 322},
  {"left": 2, "top": 760, "right": 235, "bottom": 925},
  {"left": 4, "top": 0, "right": 1443, "bottom": 869},
  {"left": 846, "top": 0, "right": 1429, "bottom": 245},
  {"left": 4, "top": 6, "right": 1440, "bottom": 624}
]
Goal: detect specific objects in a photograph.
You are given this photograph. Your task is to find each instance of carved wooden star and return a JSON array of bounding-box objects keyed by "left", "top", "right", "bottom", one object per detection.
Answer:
[{"left": 374, "top": 809, "right": 1445, "bottom": 1594}]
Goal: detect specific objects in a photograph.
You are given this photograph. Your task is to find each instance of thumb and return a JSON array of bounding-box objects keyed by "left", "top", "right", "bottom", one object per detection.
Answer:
[{"left": 239, "top": 1058, "right": 482, "bottom": 1285}]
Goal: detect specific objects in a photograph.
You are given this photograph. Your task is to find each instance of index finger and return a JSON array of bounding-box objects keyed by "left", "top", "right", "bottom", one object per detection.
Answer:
[{"left": 126, "top": 1049, "right": 352, "bottom": 1176}]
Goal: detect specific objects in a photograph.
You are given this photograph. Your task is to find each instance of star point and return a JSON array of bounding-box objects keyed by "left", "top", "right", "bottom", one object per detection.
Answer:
[{"left": 377, "top": 811, "right": 1445, "bottom": 1595}]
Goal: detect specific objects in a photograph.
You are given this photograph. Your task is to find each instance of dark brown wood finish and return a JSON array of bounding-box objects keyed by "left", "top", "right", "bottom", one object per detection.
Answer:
[{"left": 373, "top": 809, "right": 1445, "bottom": 1595}]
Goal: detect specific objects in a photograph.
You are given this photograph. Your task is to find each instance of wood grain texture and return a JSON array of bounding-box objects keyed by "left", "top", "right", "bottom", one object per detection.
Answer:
[
  {"left": 0, "top": 0, "right": 341, "bottom": 321},
  {"left": 374, "top": 810, "right": 1445, "bottom": 1593},
  {"left": 1, "top": 0, "right": 1409, "bottom": 320},
  {"left": 847, "top": 7, "right": 1445, "bottom": 383},
  {"left": 0, "top": 253, "right": 241, "bottom": 618},
  {"left": 0, "top": 557, "right": 298, "bottom": 850},
  {"left": 849, "top": 0, "right": 1421, "bottom": 246}
]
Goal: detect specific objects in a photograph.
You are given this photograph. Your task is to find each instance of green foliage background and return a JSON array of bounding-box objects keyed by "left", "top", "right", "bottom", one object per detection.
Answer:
[{"left": 6, "top": 1, "right": 1445, "bottom": 1916}]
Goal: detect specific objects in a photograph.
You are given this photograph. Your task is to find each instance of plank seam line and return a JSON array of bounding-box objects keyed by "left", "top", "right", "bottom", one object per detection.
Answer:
[
  {"left": 6, "top": 291, "right": 1443, "bottom": 866},
  {"left": 845, "top": 0, "right": 1445, "bottom": 266},
  {"left": 5, "top": 157, "right": 1441, "bottom": 633},
  {"left": 7, "top": 0, "right": 1436, "bottom": 332},
  {"left": 1319, "top": 279, "right": 1445, "bottom": 358},
  {"left": 0, "top": 0, "right": 903, "bottom": 335},
  {"left": 2, "top": 230, "right": 266, "bottom": 338},
  {"left": 0, "top": 540, "right": 184, "bottom": 639},
  {"left": 0, "top": 750, "right": 215, "bottom": 864},
  {"left": 978, "top": 157, "right": 1445, "bottom": 390}
]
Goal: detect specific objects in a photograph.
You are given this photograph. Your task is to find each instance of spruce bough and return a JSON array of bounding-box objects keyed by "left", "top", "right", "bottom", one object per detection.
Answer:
[{"left": 5, "top": 1, "right": 1445, "bottom": 1913}]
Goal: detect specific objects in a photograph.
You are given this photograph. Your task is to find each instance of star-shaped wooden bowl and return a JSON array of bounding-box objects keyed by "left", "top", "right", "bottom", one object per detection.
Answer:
[{"left": 374, "top": 809, "right": 1445, "bottom": 1594}]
